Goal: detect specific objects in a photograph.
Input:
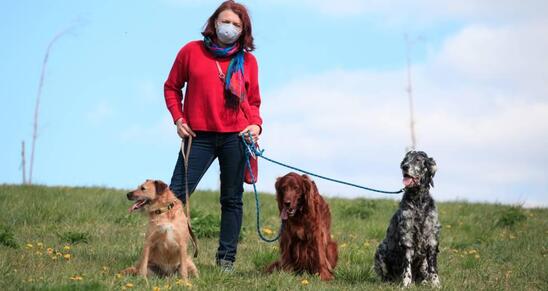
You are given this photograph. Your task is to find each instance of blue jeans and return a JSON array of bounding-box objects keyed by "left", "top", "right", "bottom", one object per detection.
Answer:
[{"left": 169, "top": 131, "right": 245, "bottom": 263}]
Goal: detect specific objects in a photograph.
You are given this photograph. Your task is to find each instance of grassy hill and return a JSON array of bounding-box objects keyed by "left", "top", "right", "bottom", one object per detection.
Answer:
[{"left": 0, "top": 184, "right": 546, "bottom": 290}]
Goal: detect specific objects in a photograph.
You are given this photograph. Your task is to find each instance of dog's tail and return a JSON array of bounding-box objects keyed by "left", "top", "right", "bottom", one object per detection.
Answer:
[{"left": 188, "top": 223, "right": 198, "bottom": 258}]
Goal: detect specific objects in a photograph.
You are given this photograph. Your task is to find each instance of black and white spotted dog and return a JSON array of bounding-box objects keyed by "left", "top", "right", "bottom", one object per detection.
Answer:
[{"left": 374, "top": 151, "right": 440, "bottom": 288}]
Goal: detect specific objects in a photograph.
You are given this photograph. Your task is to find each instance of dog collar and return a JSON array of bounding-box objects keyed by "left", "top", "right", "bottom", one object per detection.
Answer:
[{"left": 149, "top": 201, "right": 177, "bottom": 215}]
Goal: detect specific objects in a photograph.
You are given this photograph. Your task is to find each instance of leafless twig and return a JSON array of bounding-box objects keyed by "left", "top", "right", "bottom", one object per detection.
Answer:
[{"left": 29, "top": 25, "right": 77, "bottom": 184}]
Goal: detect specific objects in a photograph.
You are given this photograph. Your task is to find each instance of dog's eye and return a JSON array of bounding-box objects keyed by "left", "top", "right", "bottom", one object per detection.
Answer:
[{"left": 140, "top": 186, "right": 145, "bottom": 191}]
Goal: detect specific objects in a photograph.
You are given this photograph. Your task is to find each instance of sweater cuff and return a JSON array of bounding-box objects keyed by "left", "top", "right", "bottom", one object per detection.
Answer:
[
  {"left": 250, "top": 119, "right": 263, "bottom": 134},
  {"left": 172, "top": 113, "right": 185, "bottom": 124}
]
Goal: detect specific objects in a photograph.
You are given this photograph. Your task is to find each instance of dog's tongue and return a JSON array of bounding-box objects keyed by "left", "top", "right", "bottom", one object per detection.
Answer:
[
  {"left": 128, "top": 200, "right": 146, "bottom": 213},
  {"left": 281, "top": 208, "right": 288, "bottom": 220},
  {"left": 403, "top": 177, "right": 414, "bottom": 187}
]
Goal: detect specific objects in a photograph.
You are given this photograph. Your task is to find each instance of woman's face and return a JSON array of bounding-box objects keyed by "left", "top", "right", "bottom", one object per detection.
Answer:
[{"left": 216, "top": 9, "right": 242, "bottom": 30}]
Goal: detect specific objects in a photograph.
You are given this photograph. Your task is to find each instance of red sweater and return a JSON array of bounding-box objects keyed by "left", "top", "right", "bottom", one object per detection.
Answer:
[{"left": 164, "top": 40, "right": 262, "bottom": 132}]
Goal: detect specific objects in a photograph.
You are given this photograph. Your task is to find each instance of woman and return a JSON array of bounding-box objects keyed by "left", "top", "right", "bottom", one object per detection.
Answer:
[{"left": 164, "top": 0, "right": 261, "bottom": 272}]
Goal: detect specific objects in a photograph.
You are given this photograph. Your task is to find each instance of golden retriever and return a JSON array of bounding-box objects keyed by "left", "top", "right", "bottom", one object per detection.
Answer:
[{"left": 121, "top": 179, "right": 198, "bottom": 279}]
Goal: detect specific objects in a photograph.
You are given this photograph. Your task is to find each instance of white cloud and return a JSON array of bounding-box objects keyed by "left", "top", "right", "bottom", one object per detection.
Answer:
[
  {"left": 297, "top": 0, "right": 548, "bottom": 22},
  {"left": 431, "top": 21, "right": 548, "bottom": 89},
  {"left": 254, "top": 21, "right": 548, "bottom": 207},
  {"left": 137, "top": 80, "right": 163, "bottom": 105},
  {"left": 119, "top": 115, "right": 174, "bottom": 144},
  {"left": 86, "top": 100, "right": 113, "bottom": 125}
]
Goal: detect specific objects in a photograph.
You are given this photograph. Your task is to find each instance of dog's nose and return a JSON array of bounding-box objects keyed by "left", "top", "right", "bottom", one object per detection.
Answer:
[
  {"left": 402, "top": 164, "right": 410, "bottom": 171},
  {"left": 284, "top": 201, "right": 290, "bottom": 208},
  {"left": 126, "top": 192, "right": 133, "bottom": 200}
]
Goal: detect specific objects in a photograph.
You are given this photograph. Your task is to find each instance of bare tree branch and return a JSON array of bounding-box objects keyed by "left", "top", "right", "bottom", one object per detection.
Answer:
[
  {"left": 21, "top": 141, "right": 26, "bottom": 184},
  {"left": 29, "top": 25, "right": 77, "bottom": 184}
]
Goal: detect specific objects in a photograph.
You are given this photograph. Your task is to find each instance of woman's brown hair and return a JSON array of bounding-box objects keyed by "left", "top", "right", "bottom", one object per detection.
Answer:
[{"left": 202, "top": 0, "right": 255, "bottom": 52}]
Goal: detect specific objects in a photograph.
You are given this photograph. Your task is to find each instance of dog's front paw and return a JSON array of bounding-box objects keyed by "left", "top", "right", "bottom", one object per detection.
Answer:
[
  {"left": 120, "top": 267, "right": 138, "bottom": 275},
  {"left": 430, "top": 274, "right": 441, "bottom": 288},
  {"left": 402, "top": 273, "right": 412, "bottom": 288},
  {"left": 137, "top": 268, "right": 148, "bottom": 277},
  {"left": 265, "top": 261, "right": 280, "bottom": 273},
  {"left": 319, "top": 270, "right": 334, "bottom": 281}
]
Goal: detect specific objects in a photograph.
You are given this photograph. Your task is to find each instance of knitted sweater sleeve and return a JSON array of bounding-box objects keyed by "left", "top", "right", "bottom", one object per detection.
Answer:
[
  {"left": 164, "top": 45, "right": 190, "bottom": 124},
  {"left": 246, "top": 53, "right": 263, "bottom": 129}
]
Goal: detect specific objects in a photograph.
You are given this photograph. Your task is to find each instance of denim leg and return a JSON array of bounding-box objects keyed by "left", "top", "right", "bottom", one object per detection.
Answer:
[
  {"left": 169, "top": 133, "right": 216, "bottom": 203},
  {"left": 215, "top": 133, "right": 245, "bottom": 263}
]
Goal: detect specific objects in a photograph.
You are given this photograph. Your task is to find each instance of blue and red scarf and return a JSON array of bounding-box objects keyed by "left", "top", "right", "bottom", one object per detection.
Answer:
[{"left": 204, "top": 37, "right": 245, "bottom": 103}]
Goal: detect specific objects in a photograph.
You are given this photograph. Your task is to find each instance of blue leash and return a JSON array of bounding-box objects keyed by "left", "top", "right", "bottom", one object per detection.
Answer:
[
  {"left": 242, "top": 135, "right": 283, "bottom": 243},
  {"left": 241, "top": 132, "right": 403, "bottom": 243},
  {"left": 241, "top": 133, "right": 404, "bottom": 195}
]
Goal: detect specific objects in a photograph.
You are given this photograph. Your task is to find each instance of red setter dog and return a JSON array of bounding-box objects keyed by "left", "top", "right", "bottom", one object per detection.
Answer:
[{"left": 266, "top": 172, "right": 338, "bottom": 281}]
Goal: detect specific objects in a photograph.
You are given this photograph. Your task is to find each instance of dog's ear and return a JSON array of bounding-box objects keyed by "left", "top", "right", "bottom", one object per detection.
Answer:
[
  {"left": 274, "top": 177, "right": 284, "bottom": 212},
  {"left": 154, "top": 180, "right": 168, "bottom": 195},
  {"left": 426, "top": 157, "right": 437, "bottom": 187},
  {"left": 301, "top": 174, "right": 317, "bottom": 216},
  {"left": 401, "top": 151, "right": 414, "bottom": 168}
]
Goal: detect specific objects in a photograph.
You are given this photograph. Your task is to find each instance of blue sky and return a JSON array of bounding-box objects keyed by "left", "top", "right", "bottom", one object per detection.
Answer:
[{"left": 1, "top": 0, "right": 547, "bottom": 207}]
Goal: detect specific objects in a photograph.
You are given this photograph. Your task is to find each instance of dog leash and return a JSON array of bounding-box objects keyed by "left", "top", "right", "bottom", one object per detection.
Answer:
[
  {"left": 241, "top": 132, "right": 404, "bottom": 195},
  {"left": 181, "top": 136, "right": 199, "bottom": 257},
  {"left": 241, "top": 134, "right": 284, "bottom": 243}
]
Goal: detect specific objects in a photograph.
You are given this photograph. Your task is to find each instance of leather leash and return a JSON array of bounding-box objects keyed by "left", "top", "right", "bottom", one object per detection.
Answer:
[{"left": 182, "top": 136, "right": 199, "bottom": 257}]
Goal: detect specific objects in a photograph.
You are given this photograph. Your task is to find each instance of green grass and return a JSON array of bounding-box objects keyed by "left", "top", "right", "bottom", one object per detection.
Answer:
[{"left": 0, "top": 184, "right": 546, "bottom": 290}]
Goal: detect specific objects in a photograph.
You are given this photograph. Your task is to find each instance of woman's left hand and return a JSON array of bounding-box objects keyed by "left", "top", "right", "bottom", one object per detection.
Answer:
[{"left": 239, "top": 124, "right": 261, "bottom": 144}]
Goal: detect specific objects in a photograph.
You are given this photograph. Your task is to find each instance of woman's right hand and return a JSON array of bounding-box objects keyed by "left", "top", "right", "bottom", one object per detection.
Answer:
[{"left": 175, "top": 118, "right": 196, "bottom": 139}]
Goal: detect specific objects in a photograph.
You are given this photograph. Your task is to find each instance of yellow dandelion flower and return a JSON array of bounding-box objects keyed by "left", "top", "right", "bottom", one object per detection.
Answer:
[
  {"left": 64, "top": 245, "right": 71, "bottom": 250},
  {"left": 475, "top": 254, "right": 480, "bottom": 259},
  {"left": 56, "top": 252, "right": 63, "bottom": 256},
  {"left": 153, "top": 287, "right": 161, "bottom": 291},
  {"left": 163, "top": 284, "right": 171, "bottom": 289},
  {"left": 262, "top": 227, "right": 273, "bottom": 235},
  {"left": 37, "top": 242, "right": 44, "bottom": 248},
  {"left": 125, "top": 283, "right": 134, "bottom": 288},
  {"left": 340, "top": 243, "right": 347, "bottom": 248},
  {"left": 70, "top": 275, "right": 83, "bottom": 281},
  {"left": 26, "top": 243, "right": 33, "bottom": 249},
  {"left": 176, "top": 280, "right": 192, "bottom": 287},
  {"left": 51, "top": 256, "right": 58, "bottom": 261},
  {"left": 301, "top": 279, "right": 310, "bottom": 285},
  {"left": 47, "top": 248, "right": 54, "bottom": 254},
  {"left": 115, "top": 273, "right": 122, "bottom": 279},
  {"left": 64, "top": 254, "right": 71, "bottom": 260},
  {"left": 446, "top": 224, "right": 452, "bottom": 229},
  {"left": 363, "top": 241, "right": 370, "bottom": 248}
]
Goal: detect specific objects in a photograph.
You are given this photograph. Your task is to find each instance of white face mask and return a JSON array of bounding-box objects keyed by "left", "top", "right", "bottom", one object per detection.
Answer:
[{"left": 216, "top": 22, "right": 242, "bottom": 45}]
